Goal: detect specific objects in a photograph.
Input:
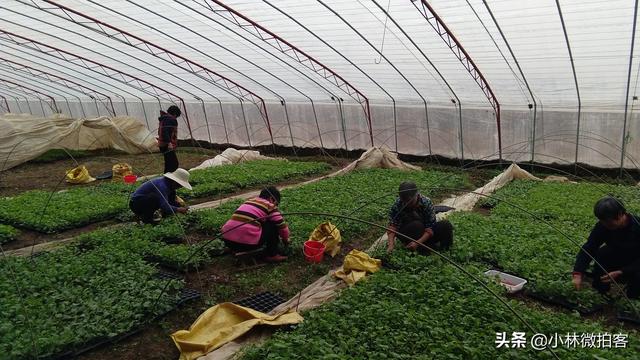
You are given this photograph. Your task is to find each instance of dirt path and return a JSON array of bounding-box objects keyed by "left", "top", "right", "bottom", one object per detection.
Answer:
[{"left": 0, "top": 148, "right": 219, "bottom": 197}]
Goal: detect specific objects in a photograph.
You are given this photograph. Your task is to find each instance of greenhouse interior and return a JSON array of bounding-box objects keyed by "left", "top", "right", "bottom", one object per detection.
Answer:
[{"left": 1, "top": 0, "right": 640, "bottom": 359}]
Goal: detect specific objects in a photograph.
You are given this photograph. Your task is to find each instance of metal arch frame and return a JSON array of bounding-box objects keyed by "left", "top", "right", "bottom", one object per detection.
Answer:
[
  {"left": 86, "top": 0, "right": 340, "bottom": 152},
  {"left": 2, "top": 93, "right": 20, "bottom": 113},
  {"left": 0, "top": 89, "right": 32, "bottom": 113},
  {"left": 10, "top": 4, "right": 237, "bottom": 111},
  {"left": 3, "top": 6, "right": 228, "bottom": 136},
  {"left": 263, "top": 0, "right": 401, "bottom": 153},
  {"left": 2, "top": 10, "right": 165, "bottom": 112},
  {"left": 173, "top": 0, "right": 356, "bottom": 150},
  {"left": 554, "top": 0, "right": 581, "bottom": 170},
  {"left": 479, "top": 0, "right": 540, "bottom": 164},
  {"left": 114, "top": 0, "right": 330, "bottom": 150},
  {"left": 200, "top": 0, "right": 374, "bottom": 147},
  {"left": 0, "top": 43, "right": 147, "bottom": 124},
  {"left": 0, "top": 78, "right": 58, "bottom": 113},
  {"left": 37, "top": 0, "right": 272, "bottom": 145},
  {"left": 74, "top": 0, "right": 290, "bottom": 150},
  {"left": 0, "top": 29, "right": 194, "bottom": 138},
  {"left": 0, "top": 56, "right": 116, "bottom": 116},
  {"left": 317, "top": 0, "right": 431, "bottom": 154},
  {"left": 411, "top": 0, "right": 502, "bottom": 160},
  {"left": 0, "top": 26, "right": 223, "bottom": 138},
  {"left": 99, "top": 0, "right": 359, "bottom": 153},
  {"left": 620, "top": 0, "right": 639, "bottom": 172},
  {"left": 2, "top": 6, "right": 215, "bottom": 136},
  {"left": 10, "top": 1, "right": 242, "bottom": 139},
  {"left": 0, "top": 68, "right": 81, "bottom": 117},
  {"left": 7, "top": 94, "right": 23, "bottom": 113},
  {"left": 469, "top": 1, "right": 531, "bottom": 104},
  {"left": 370, "top": 0, "right": 464, "bottom": 157},
  {"left": 0, "top": 93, "right": 9, "bottom": 113}
]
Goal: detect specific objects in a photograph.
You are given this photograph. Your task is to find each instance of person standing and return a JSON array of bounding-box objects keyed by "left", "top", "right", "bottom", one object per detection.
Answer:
[{"left": 158, "top": 105, "right": 181, "bottom": 173}]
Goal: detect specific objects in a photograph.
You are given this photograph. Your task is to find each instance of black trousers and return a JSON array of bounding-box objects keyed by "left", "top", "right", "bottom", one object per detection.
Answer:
[
  {"left": 397, "top": 220, "right": 454, "bottom": 255},
  {"left": 223, "top": 221, "right": 280, "bottom": 257},
  {"left": 129, "top": 195, "right": 161, "bottom": 224},
  {"left": 160, "top": 145, "right": 179, "bottom": 173},
  {"left": 591, "top": 245, "right": 640, "bottom": 298}
]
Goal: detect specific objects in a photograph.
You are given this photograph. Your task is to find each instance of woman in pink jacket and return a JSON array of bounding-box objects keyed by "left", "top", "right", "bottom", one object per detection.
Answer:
[{"left": 222, "top": 186, "right": 290, "bottom": 262}]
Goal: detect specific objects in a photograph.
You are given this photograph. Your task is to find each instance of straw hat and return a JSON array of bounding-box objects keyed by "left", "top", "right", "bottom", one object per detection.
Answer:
[{"left": 164, "top": 168, "right": 192, "bottom": 190}]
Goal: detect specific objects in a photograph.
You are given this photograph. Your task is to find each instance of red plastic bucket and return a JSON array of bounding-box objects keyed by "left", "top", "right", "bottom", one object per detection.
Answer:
[
  {"left": 123, "top": 174, "right": 137, "bottom": 184},
  {"left": 303, "top": 240, "right": 325, "bottom": 263}
]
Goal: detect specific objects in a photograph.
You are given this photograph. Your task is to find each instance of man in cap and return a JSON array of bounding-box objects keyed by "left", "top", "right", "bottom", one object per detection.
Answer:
[
  {"left": 387, "top": 181, "right": 453, "bottom": 254},
  {"left": 129, "top": 168, "right": 192, "bottom": 224},
  {"left": 572, "top": 196, "right": 640, "bottom": 298}
]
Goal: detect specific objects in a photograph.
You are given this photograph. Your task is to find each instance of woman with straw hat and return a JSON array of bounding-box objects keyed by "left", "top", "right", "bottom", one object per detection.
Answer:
[{"left": 129, "top": 168, "right": 192, "bottom": 224}]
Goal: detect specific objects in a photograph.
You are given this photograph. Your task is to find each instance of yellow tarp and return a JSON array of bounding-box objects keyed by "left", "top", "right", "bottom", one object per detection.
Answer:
[
  {"left": 171, "top": 302, "right": 303, "bottom": 360},
  {"left": 65, "top": 165, "right": 95, "bottom": 184},
  {"left": 333, "top": 249, "right": 381, "bottom": 286},
  {"left": 309, "top": 221, "right": 341, "bottom": 257}
]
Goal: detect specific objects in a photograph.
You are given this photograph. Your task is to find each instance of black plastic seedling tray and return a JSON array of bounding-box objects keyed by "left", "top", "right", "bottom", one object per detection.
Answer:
[
  {"left": 617, "top": 310, "right": 640, "bottom": 326},
  {"left": 40, "top": 272, "right": 200, "bottom": 360},
  {"left": 433, "top": 205, "right": 456, "bottom": 214},
  {"left": 234, "top": 292, "right": 286, "bottom": 313},
  {"left": 525, "top": 291, "right": 603, "bottom": 315}
]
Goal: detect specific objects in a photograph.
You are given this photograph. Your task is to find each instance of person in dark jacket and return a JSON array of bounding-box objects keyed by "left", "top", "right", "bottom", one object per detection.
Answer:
[
  {"left": 386, "top": 181, "right": 453, "bottom": 255},
  {"left": 129, "top": 168, "right": 191, "bottom": 224},
  {"left": 158, "top": 105, "right": 181, "bottom": 173},
  {"left": 573, "top": 197, "right": 640, "bottom": 298}
]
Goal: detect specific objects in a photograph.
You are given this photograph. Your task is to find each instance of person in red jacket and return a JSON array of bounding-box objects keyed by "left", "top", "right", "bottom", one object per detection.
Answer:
[{"left": 158, "top": 105, "right": 181, "bottom": 173}]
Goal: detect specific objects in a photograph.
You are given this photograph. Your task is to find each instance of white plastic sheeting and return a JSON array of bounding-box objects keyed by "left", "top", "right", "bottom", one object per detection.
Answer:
[
  {"left": 0, "top": 114, "right": 158, "bottom": 171},
  {"left": 0, "top": 0, "right": 638, "bottom": 168}
]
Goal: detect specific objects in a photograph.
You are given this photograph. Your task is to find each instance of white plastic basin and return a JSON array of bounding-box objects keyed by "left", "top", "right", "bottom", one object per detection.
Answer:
[{"left": 484, "top": 270, "right": 527, "bottom": 293}]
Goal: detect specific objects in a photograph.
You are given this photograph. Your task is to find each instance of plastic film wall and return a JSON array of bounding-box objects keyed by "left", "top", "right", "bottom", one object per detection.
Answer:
[
  {"left": 1, "top": 0, "right": 639, "bottom": 169},
  {"left": 166, "top": 100, "right": 637, "bottom": 169}
]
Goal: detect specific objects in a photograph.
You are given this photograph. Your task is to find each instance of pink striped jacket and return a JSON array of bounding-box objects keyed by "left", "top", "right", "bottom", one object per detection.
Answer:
[{"left": 221, "top": 197, "right": 290, "bottom": 245}]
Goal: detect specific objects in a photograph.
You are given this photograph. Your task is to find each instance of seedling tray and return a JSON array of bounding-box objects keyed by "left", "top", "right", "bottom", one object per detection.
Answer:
[
  {"left": 29, "top": 250, "right": 50, "bottom": 259},
  {"left": 162, "top": 236, "right": 183, "bottom": 245},
  {"left": 145, "top": 255, "right": 204, "bottom": 273},
  {"left": 617, "top": 310, "right": 640, "bottom": 326},
  {"left": 525, "top": 290, "right": 603, "bottom": 315},
  {"left": 234, "top": 292, "right": 286, "bottom": 313},
  {"left": 40, "top": 272, "right": 200, "bottom": 360},
  {"left": 433, "top": 205, "right": 455, "bottom": 214}
]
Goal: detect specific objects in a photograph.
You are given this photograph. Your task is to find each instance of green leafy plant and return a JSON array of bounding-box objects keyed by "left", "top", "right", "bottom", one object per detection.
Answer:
[
  {"left": 0, "top": 224, "right": 19, "bottom": 244},
  {"left": 451, "top": 179, "right": 640, "bottom": 309},
  {"left": 242, "top": 255, "right": 639, "bottom": 360},
  {"left": 178, "top": 160, "right": 330, "bottom": 199},
  {"left": 194, "top": 168, "right": 469, "bottom": 248},
  {"left": 0, "top": 160, "right": 330, "bottom": 233},
  {"left": 0, "top": 183, "right": 134, "bottom": 233},
  {"left": 152, "top": 239, "right": 225, "bottom": 271},
  {"left": 0, "top": 246, "right": 183, "bottom": 359}
]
